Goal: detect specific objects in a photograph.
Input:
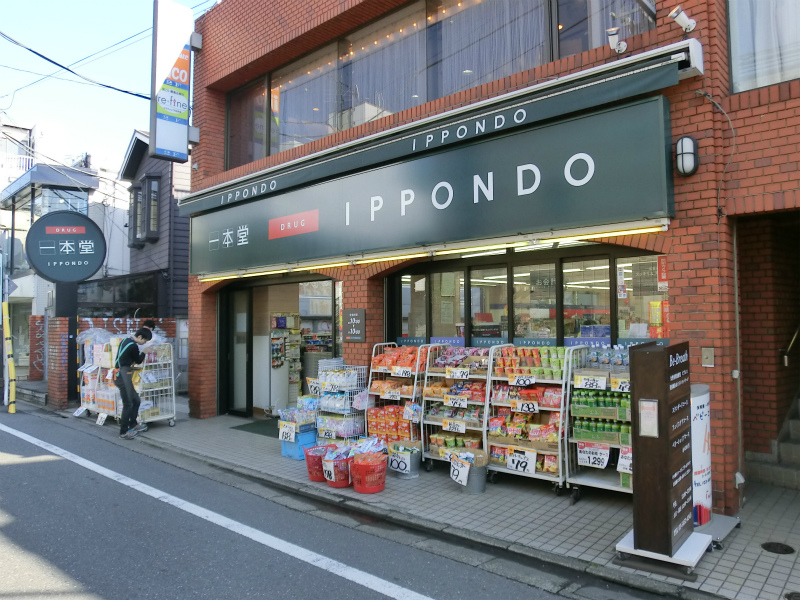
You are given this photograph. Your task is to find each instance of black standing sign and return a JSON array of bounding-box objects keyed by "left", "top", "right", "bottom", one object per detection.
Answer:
[
  {"left": 630, "top": 341, "right": 693, "bottom": 557},
  {"left": 343, "top": 309, "right": 365, "bottom": 343}
]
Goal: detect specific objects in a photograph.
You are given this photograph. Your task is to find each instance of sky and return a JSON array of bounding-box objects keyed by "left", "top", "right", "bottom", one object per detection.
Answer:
[{"left": 0, "top": 0, "right": 216, "bottom": 173}]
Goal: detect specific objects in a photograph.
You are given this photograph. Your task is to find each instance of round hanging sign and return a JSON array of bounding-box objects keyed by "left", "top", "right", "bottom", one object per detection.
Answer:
[{"left": 25, "top": 211, "right": 107, "bottom": 283}]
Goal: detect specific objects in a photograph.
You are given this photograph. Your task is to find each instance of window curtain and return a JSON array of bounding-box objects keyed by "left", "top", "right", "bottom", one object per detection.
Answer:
[
  {"left": 429, "top": 0, "right": 548, "bottom": 99},
  {"left": 730, "top": 0, "right": 800, "bottom": 93}
]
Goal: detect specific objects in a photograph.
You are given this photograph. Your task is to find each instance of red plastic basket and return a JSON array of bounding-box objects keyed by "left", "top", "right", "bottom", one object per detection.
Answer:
[
  {"left": 324, "top": 456, "right": 354, "bottom": 488},
  {"left": 304, "top": 445, "right": 336, "bottom": 482},
  {"left": 351, "top": 454, "right": 388, "bottom": 494}
]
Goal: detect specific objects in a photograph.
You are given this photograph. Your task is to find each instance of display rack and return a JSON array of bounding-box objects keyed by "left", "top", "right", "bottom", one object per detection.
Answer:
[
  {"left": 366, "top": 343, "right": 428, "bottom": 445},
  {"left": 315, "top": 362, "right": 368, "bottom": 445},
  {"left": 565, "top": 353, "right": 633, "bottom": 503},
  {"left": 483, "top": 344, "right": 584, "bottom": 492},
  {"left": 421, "top": 344, "right": 487, "bottom": 469}
]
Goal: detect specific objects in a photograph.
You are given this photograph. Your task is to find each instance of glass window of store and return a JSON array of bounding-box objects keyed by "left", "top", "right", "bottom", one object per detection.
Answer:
[
  {"left": 430, "top": 271, "right": 465, "bottom": 344},
  {"left": 32, "top": 187, "right": 88, "bottom": 217},
  {"left": 563, "top": 258, "right": 611, "bottom": 344},
  {"left": 513, "top": 263, "right": 557, "bottom": 346},
  {"left": 226, "top": 78, "right": 268, "bottom": 169},
  {"left": 401, "top": 274, "right": 427, "bottom": 341},
  {"left": 557, "top": 0, "right": 655, "bottom": 59},
  {"left": 616, "top": 255, "right": 669, "bottom": 342},
  {"left": 728, "top": 0, "right": 800, "bottom": 93},
  {"left": 470, "top": 267, "right": 508, "bottom": 344}
]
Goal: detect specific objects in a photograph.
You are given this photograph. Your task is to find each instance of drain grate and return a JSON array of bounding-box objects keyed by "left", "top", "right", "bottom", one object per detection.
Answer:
[
  {"left": 762, "top": 542, "right": 796, "bottom": 555},
  {"left": 784, "top": 592, "right": 800, "bottom": 600}
]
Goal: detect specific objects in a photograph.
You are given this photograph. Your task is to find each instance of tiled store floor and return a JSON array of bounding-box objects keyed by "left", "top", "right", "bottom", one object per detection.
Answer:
[{"left": 141, "top": 409, "right": 800, "bottom": 600}]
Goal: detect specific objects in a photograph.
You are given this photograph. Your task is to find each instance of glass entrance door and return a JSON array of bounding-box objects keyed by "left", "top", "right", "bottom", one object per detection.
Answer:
[{"left": 223, "top": 289, "right": 252, "bottom": 416}]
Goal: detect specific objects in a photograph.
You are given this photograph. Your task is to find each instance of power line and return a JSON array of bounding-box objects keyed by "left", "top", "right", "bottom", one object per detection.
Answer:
[{"left": 0, "top": 64, "right": 99, "bottom": 87}]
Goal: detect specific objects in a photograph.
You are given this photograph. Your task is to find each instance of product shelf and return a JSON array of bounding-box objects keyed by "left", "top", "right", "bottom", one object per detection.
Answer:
[
  {"left": 566, "top": 468, "right": 632, "bottom": 494},
  {"left": 568, "top": 438, "right": 624, "bottom": 449},
  {"left": 487, "top": 463, "right": 561, "bottom": 480},
  {"left": 483, "top": 440, "right": 560, "bottom": 456},
  {"left": 422, "top": 417, "right": 483, "bottom": 432},
  {"left": 423, "top": 396, "right": 485, "bottom": 405},
  {"left": 315, "top": 361, "right": 368, "bottom": 444},
  {"left": 493, "top": 377, "right": 564, "bottom": 385},
  {"left": 491, "top": 402, "right": 560, "bottom": 411}
]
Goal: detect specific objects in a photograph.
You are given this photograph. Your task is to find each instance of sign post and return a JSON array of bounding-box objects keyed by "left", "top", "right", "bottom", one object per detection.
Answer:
[{"left": 615, "top": 341, "right": 712, "bottom": 573}]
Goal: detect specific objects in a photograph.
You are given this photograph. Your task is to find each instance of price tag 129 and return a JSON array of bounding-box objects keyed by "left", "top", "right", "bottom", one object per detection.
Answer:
[
  {"left": 506, "top": 447, "right": 537, "bottom": 473},
  {"left": 509, "top": 400, "right": 539, "bottom": 413},
  {"left": 575, "top": 375, "right": 607, "bottom": 390},
  {"left": 279, "top": 421, "right": 296, "bottom": 442},
  {"left": 306, "top": 377, "right": 321, "bottom": 396},
  {"left": 391, "top": 366, "right": 413, "bottom": 378},
  {"left": 450, "top": 456, "right": 471, "bottom": 486},
  {"left": 441, "top": 419, "right": 466, "bottom": 434},
  {"left": 443, "top": 395, "right": 468, "bottom": 408},
  {"left": 577, "top": 442, "right": 610, "bottom": 469},
  {"left": 446, "top": 367, "right": 471, "bottom": 379},
  {"left": 509, "top": 375, "right": 536, "bottom": 386},
  {"left": 617, "top": 446, "right": 633, "bottom": 474}
]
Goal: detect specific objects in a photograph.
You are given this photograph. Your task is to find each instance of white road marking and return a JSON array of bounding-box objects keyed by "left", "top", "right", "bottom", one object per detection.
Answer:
[{"left": 0, "top": 423, "right": 434, "bottom": 600}]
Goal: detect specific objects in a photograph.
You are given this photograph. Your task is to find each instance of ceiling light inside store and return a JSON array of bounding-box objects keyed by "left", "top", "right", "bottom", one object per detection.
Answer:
[
  {"left": 514, "top": 273, "right": 530, "bottom": 277},
  {"left": 563, "top": 268, "right": 582, "bottom": 272},
  {"left": 618, "top": 263, "right": 633, "bottom": 267},
  {"left": 591, "top": 286, "right": 610, "bottom": 290},
  {"left": 586, "top": 266, "right": 609, "bottom": 270}
]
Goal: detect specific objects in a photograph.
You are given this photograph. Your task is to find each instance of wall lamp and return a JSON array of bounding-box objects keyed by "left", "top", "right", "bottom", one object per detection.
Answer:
[
  {"left": 675, "top": 136, "right": 699, "bottom": 176},
  {"left": 668, "top": 5, "right": 696, "bottom": 34},
  {"left": 606, "top": 27, "right": 627, "bottom": 54}
]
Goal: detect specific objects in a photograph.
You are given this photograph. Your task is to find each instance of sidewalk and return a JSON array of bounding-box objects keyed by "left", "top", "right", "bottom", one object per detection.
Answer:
[{"left": 128, "top": 404, "right": 800, "bottom": 600}]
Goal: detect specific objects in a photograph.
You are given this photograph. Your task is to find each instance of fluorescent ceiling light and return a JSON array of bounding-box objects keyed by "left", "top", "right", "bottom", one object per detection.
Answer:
[
  {"left": 514, "top": 272, "right": 530, "bottom": 277},
  {"left": 617, "top": 263, "right": 633, "bottom": 267},
  {"left": 563, "top": 268, "right": 582, "bottom": 273},
  {"left": 591, "top": 286, "right": 610, "bottom": 290},
  {"left": 586, "top": 265, "right": 609, "bottom": 270},
  {"left": 460, "top": 250, "right": 508, "bottom": 258}
]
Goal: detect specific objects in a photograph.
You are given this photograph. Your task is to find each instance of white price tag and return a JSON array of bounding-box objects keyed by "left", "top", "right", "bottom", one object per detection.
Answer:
[
  {"left": 617, "top": 446, "right": 633, "bottom": 474},
  {"left": 575, "top": 375, "right": 607, "bottom": 390},
  {"left": 73, "top": 406, "right": 87, "bottom": 417},
  {"left": 375, "top": 366, "right": 391, "bottom": 373},
  {"left": 446, "top": 367, "right": 471, "bottom": 379},
  {"left": 450, "top": 456, "right": 471, "bottom": 486},
  {"left": 441, "top": 419, "right": 466, "bottom": 434},
  {"left": 322, "top": 460, "right": 336, "bottom": 482},
  {"left": 279, "top": 421, "right": 296, "bottom": 442},
  {"left": 96, "top": 413, "right": 107, "bottom": 426},
  {"left": 443, "top": 394, "right": 468, "bottom": 408},
  {"left": 321, "top": 381, "right": 340, "bottom": 393},
  {"left": 509, "top": 400, "right": 539, "bottom": 413},
  {"left": 306, "top": 378, "right": 321, "bottom": 396},
  {"left": 611, "top": 377, "right": 631, "bottom": 393},
  {"left": 352, "top": 390, "right": 369, "bottom": 410},
  {"left": 391, "top": 366, "right": 413, "bottom": 378},
  {"left": 388, "top": 450, "right": 412, "bottom": 474},
  {"left": 577, "top": 442, "right": 610, "bottom": 469},
  {"left": 319, "top": 429, "right": 337, "bottom": 440},
  {"left": 382, "top": 390, "right": 402, "bottom": 401},
  {"left": 506, "top": 447, "right": 537, "bottom": 473},
  {"left": 509, "top": 375, "right": 536, "bottom": 386}
]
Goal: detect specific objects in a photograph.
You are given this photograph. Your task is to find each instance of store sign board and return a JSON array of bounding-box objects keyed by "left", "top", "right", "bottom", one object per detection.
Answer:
[
  {"left": 343, "top": 309, "right": 365, "bottom": 342},
  {"left": 191, "top": 98, "right": 673, "bottom": 275},
  {"left": 25, "top": 211, "right": 107, "bottom": 283},
  {"left": 630, "top": 341, "right": 692, "bottom": 558}
]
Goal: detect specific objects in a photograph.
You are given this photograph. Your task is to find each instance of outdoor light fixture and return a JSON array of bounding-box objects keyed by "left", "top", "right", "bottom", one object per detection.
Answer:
[
  {"left": 675, "top": 135, "right": 699, "bottom": 176},
  {"left": 668, "top": 5, "right": 696, "bottom": 33},
  {"left": 606, "top": 28, "right": 627, "bottom": 54}
]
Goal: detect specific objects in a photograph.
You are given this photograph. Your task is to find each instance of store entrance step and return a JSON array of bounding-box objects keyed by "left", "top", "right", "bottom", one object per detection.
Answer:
[
  {"left": 746, "top": 461, "right": 800, "bottom": 490},
  {"left": 790, "top": 419, "right": 800, "bottom": 441},
  {"left": 779, "top": 440, "right": 800, "bottom": 467}
]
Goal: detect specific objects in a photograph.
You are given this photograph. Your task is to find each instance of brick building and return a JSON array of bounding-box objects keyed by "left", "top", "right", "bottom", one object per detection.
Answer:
[{"left": 180, "top": 0, "right": 800, "bottom": 515}]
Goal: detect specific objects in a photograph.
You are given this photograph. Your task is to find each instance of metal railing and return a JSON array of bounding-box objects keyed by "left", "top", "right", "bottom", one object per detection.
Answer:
[
  {"left": 781, "top": 324, "right": 800, "bottom": 367},
  {"left": 0, "top": 153, "right": 34, "bottom": 173}
]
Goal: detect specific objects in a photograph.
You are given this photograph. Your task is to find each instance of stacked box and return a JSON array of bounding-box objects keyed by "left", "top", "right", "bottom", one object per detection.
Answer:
[{"left": 280, "top": 430, "right": 317, "bottom": 460}]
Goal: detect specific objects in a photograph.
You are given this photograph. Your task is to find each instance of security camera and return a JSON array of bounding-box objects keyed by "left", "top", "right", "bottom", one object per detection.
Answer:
[
  {"left": 606, "top": 27, "right": 627, "bottom": 54},
  {"left": 669, "top": 5, "right": 696, "bottom": 33}
]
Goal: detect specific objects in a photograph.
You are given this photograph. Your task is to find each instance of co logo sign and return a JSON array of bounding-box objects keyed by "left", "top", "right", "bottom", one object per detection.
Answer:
[{"left": 171, "top": 67, "right": 189, "bottom": 84}]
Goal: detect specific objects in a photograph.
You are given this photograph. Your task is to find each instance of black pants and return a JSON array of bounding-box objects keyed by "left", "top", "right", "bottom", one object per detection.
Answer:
[{"left": 115, "top": 369, "right": 140, "bottom": 434}]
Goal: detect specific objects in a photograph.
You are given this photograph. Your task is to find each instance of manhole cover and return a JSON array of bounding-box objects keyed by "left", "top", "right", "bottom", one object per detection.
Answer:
[
  {"left": 784, "top": 592, "right": 800, "bottom": 600},
  {"left": 762, "top": 542, "right": 796, "bottom": 554}
]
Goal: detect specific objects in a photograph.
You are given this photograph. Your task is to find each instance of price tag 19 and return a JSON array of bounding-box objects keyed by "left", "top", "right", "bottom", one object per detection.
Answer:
[
  {"left": 391, "top": 366, "right": 413, "bottom": 378},
  {"left": 96, "top": 413, "right": 107, "bottom": 426},
  {"left": 319, "top": 429, "right": 337, "bottom": 440},
  {"left": 450, "top": 456, "right": 471, "bottom": 486},
  {"left": 611, "top": 377, "right": 631, "bottom": 393},
  {"left": 382, "top": 390, "right": 402, "bottom": 401},
  {"left": 306, "top": 377, "right": 321, "bottom": 396},
  {"left": 506, "top": 447, "right": 537, "bottom": 473},
  {"left": 509, "top": 375, "right": 536, "bottom": 386},
  {"left": 279, "top": 421, "right": 296, "bottom": 442},
  {"left": 446, "top": 367, "right": 471, "bottom": 379},
  {"left": 509, "top": 400, "right": 539, "bottom": 413},
  {"left": 577, "top": 442, "right": 610, "bottom": 469},
  {"left": 322, "top": 460, "right": 336, "bottom": 482},
  {"left": 575, "top": 375, "right": 607, "bottom": 390},
  {"left": 617, "top": 446, "right": 633, "bottom": 474},
  {"left": 388, "top": 450, "right": 411, "bottom": 474},
  {"left": 321, "top": 381, "right": 340, "bottom": 393},
  {"left": 443, "top": 394, "right": 468, "bottom": 408},
  {"left": 72, "top": 406, "right": 87, "bottom": 417},
  {"left": 441, "top": 419, "right": 466, "bottom": 434}
]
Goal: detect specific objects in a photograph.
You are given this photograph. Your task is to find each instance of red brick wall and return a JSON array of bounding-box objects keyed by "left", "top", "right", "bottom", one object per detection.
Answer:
[
  {"left": 47, "top": 318, "right": 71, "bottom": 410},
  {"left": 186, "top": 0, "right": 800, "bottom": 514},
  {"left": 738, "top": 216, "right": 800, "bottom": 454},
  {"left": 28, "top": 315, "right": 45, "bottom": 382}
]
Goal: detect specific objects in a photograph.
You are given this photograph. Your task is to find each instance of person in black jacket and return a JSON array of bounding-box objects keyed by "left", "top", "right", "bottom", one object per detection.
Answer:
[{"left": 115, "top": 328, "right": 152, "bottom": 440}]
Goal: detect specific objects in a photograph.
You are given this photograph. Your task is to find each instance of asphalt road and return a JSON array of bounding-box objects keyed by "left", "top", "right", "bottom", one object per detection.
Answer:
[{"left": 0, "top": 407, "right": 571, "bottom": 600}]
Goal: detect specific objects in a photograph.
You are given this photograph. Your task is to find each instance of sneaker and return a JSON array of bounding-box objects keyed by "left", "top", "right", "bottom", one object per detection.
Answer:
[
  {"left": 119, "top": 431, "right": 137, "bottom": 440},
  {"left": 132, "top": 423, "right": 148, "bottom": 433}
]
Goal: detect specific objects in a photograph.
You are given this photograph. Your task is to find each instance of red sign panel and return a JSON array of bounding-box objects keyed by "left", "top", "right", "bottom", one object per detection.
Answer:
[
  {"left": 268, "top": 210, "right": 319, "bottom": 240},
  {"left": 46, "top": 226, "right": 86, "bottom": 234}
]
